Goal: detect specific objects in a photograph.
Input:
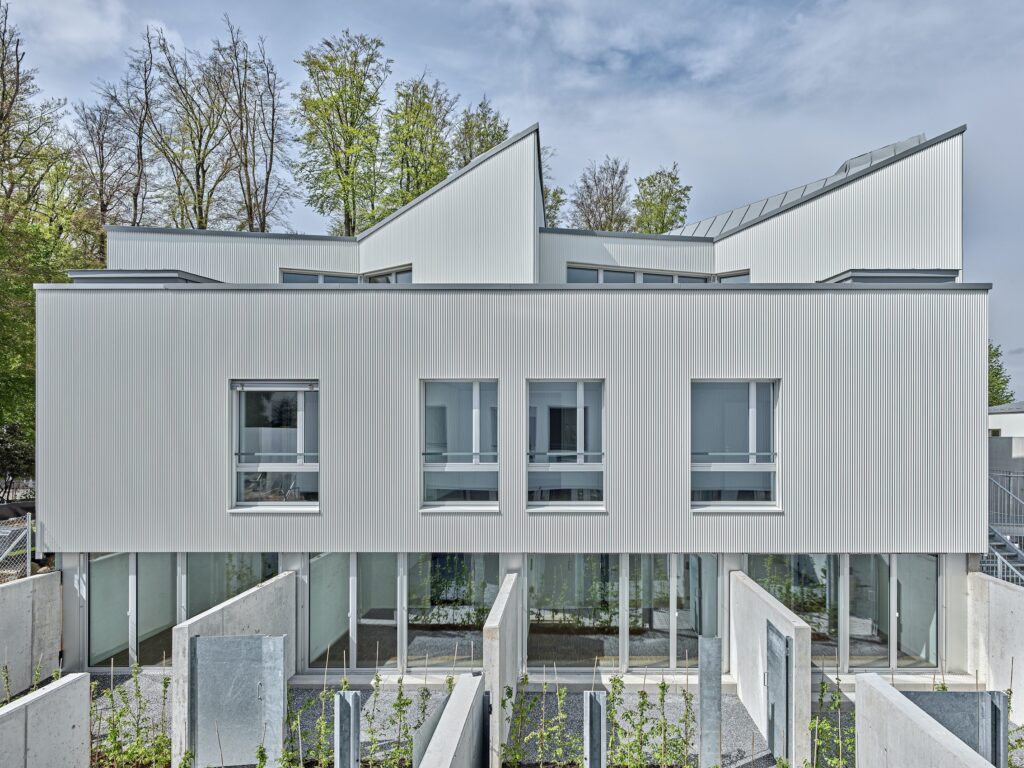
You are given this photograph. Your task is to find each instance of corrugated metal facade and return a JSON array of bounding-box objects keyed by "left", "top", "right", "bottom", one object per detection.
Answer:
[
  {"left": 715, "top": 134, "right": 963, "bottom": 282},
  {"left": 358, "top": 133, "right": 540, "bottom": 282},
  {"left": 538, "top": 231, "right": 714, "bottom": 283},
  {"left": 36, "top": 284, "right": 987, "bottom": 556},
  {"left": 106, "top": 229, "right": 360, "bottom": 282}
]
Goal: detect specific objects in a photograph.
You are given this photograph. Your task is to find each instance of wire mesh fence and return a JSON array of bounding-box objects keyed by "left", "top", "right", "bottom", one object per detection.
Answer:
[{"left": 0, "top": 514, "right": 32, "bottom": 584}]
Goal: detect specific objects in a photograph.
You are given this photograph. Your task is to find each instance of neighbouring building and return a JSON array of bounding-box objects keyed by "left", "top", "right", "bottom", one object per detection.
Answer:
[{"left": 36, "top": 123, "right": 986, "bottom": 678}]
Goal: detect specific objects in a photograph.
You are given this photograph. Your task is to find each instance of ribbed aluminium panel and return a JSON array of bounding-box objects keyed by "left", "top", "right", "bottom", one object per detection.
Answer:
[
  {"left": 36, "top": 285, "right": 987, "bottom": 556},
  {"left": 715, "top": 134, "right": 963, "bottom": 282},
  {"left": 358, "top": 133, "right": 540, "bottom": 282},
  {"left": 538, "top": 232, "right": 714, "bottom": 282}
]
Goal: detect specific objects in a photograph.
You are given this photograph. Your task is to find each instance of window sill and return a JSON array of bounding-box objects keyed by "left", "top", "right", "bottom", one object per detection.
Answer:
[
  {"left": 418, "top": 505, "right": 501, "bottom": 515},
  {"left": 690, "top": 505, "right": 783, "bottom": 515},
  {"left": 228, "top": 506, "right": 321, "bottom": 515},
  {"left": 527, "top": 505, "right": 608, "bottom": 515}
]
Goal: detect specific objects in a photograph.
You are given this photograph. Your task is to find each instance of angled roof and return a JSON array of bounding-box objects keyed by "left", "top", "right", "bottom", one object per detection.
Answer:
[
  {"left": 991, "top": 401, "right": 1024, "bottom": 415},
  {"left": 672, "top": 125, "right": 966, "bottom": 241}
]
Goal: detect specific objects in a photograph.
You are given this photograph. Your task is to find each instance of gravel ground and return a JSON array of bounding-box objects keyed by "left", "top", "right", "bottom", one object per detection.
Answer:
[{"left": 90, "top": 670, "right": 174, "bottom": 740}]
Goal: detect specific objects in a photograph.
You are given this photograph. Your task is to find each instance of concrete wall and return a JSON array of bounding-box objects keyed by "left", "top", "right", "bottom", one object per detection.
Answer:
[
  {"left": 420, "top": 674, "right": 486, "bottom": 768},
  {"left": 483, "top": 572, "right": 522, "bottom": 768},
  {"left": 967, "top": 572, "right": 1024, "bottom": 725},
  {"left": 0, "top": 572, "right": 61, "bottom": 695},
  {"left": 729, "top": 571, "right": 811, "bottom": 765},
  {"left": 855, "top": 674, "right": 991, "bottom": 768},
  {"left": 0, "top": 672, "right": 90, "bottom": 768},
  {"left": 171, "top": 570, "right": 296, "bottom": 765}
]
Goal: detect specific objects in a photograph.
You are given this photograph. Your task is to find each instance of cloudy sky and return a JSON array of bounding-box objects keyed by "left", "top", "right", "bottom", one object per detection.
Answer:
[{"left": 12, "top": 0, "right": 1024, "bottom": 388}]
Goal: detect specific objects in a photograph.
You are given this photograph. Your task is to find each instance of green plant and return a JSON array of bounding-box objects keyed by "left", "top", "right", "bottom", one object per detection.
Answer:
[
  {"left": 90, "top": 664, "right": 173, "bottom": 768},
  {"left": 805, "top": 676, "right": 854, "bottom": 768},
  {"left": 366, "top": 671, "right": 383, "bottom": 765},
  {"left": 388, "top": 675, "right": 414, "bottom": 768},
  {"left": 500, "top": 674, "right": 536, "bottom": 766}
]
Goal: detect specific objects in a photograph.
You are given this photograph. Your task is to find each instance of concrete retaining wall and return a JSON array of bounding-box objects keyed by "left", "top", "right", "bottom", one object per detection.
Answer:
[
  {"left": 968, "top": 572, "right": 1024, "bottom": 725},
  {"left": 0, "top": 672, "right": 90, "bottom": 767},
  {"left": 856, "top": 674, "right": 992, "bottom": 768},
  {"left": 420, "top": 674, "right": 486, "bottom": 768},
  {"left": 0, "top": 572, "right": 61, "bottom": 696},
  {"left": 483, "top": 572, "right": 522, "bottom": 768},
  {"left": 729, "top": 571, "right": 811, "bottom": 766},
  {"left": 171, "top": 570, "right": 296, "bottom": 765}
]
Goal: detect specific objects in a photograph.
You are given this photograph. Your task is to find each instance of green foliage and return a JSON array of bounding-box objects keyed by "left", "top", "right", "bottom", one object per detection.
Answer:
[
  {"left": 295, "top": 30, "right": 392, "bottom": 236},
  {"left": 804, "top": 677, "right": 855, "bottom": 768},
  {"left": 451, "top": 95, "right": 509, "bottom": 169},
  {"left": 632, "top": 163, "right": 691, "bottom": 235},
  {"left": 990, "top": 341, "right": 1016, "bottom": 407},
  {"left": 500, "top": 674, "right": 537, "bottom": 766},
  {"left": 90, "top": 664, "right": 173, "bottom": 768},
  {"left": 570, "top": 156, "right": 632, "bottom": 232}
]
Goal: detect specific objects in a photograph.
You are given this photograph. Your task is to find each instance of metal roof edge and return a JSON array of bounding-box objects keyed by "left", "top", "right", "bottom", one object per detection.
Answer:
[
  {"left": 540, "top": 227, "right": 714, "bottom": 243},
  {"left": 35, "top": 281, "right": 992, "bottom": 292},
  {"left": 356, "top": 123, "right": 542, "bottom": 241},
  {"left": 103, "top": 225, "right": 356, "bottom": 242},
  {"left": 712, "top": 124, "right": 967, "bottom": 243}
]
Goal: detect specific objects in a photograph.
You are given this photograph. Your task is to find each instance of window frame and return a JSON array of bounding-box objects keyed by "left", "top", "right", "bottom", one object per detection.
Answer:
[
  {"left": 365, "top": 266, "right": 413, "bottom": 284},
  {"left": 420, "top": 379, "right": 499, "bottom": 508},
  {"left": 280, "top": 269, "right": 359, "bottom": 284},
  {"left": 690, "top": 379, "right": 777, "bottom": 507},
  {"left": 231, "top": 380, "right": 320, "bottom": 509},
  {"left": 566, "top": 263, "right": 711, "bottom": 284},
  {"left": 526, "top": 379, "right": 606, "bottom": 507}
]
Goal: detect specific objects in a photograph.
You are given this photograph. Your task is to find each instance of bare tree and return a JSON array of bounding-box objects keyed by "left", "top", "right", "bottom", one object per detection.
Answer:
[
  {"left": 72, "top": 99, "right": 135, "bottom": 236},
  {"left": 215, "top": 17, "right": 291, "bottom": 231},
  {"left": 146, "top": 30, "right": 236, "bottom": 229},
  {"left": 569, "top": 156, "right": 631, "bottom": 232},
  {"left": 100, "top": 27, "right": 157, "bottom": 227}
]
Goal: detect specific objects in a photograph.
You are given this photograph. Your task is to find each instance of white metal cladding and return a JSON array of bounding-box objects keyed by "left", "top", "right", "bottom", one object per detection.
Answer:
[
  {"left": 358, "top": 132, "right": 541, "bottom": 283},
  {"left": 35, "top": 284, "right": 987, "bottom": 555},
  {"left": 538, "top": 231, "right": 715, "bottom": 283},
  {"left": 106, "top": 228, "right": 360, "bottom": 283},
  {"left": 714, "top": 133, "right": 963, "bottom": 282}
]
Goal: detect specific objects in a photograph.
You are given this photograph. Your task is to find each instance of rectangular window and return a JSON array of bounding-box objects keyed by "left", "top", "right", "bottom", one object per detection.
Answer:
[
  {"left": 367, "top": 267, "right": 412, "bottom": 283},
  {"left": 718, "top": 271, "right": 751, "bottom": 283},
  {"left": 566, "top": 265, "right": 713, "bottom": 284},
  {"left": 281, "top": 270, "right": 358, "bottom": 284},
  {"left": 528, "top": 381, "right": 604, "bottom": 503},
  {"left": 422, "top": 381, "right": 498, "bottom": 504},
  {"left": 233, "top": 381, "right": 319, "bottom": 507},
  {"left": 642, "top": 272, "right": 673, "bottom": 284},
  {"left": 89, "top": 552, "right": 129, "bottom": 666},
  {"left": 691, "top": 381, "right": 776, "bottom": 504},
  {"left": 309, "top": 552, "right": 350, "bottom": 668}
]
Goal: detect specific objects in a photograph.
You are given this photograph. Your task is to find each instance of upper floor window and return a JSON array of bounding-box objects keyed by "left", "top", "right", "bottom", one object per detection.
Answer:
[
  {"left": 691, "top": 381, "right": 775, "bottom": 504},
  {"left": 233, "top": 381, "right": 319, "bottom": 507},
  {"left": 367, "top": 267, "right": 412, "bottom": 284},
  {"left": 717, "top": 271, "right": 751, "bottom": 284},
  {"left": 422, "top": 381, "right": 498, "bottom": 504},
  {"left": 567, "top": 265, "right": 709, "bottom": 284},
  {"left": 528, "top": 381, "right": 604, "bottom": 504},
  {"left": 282, "top": 270, "right": 358, "bottom": 284}
]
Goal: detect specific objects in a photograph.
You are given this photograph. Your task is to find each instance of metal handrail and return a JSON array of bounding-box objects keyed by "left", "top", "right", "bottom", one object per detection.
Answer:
[
  {"left": 985, "top": 547, "right": 1024, "bottom": 584},
  {"left": 989, "top": 473, "right": 1024, "bottom": 529}
]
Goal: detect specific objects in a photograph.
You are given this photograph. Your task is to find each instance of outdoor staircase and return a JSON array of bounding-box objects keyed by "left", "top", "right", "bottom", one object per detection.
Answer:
[{"left": 983, "top": 525, "right": 1024, "bottom": 587}]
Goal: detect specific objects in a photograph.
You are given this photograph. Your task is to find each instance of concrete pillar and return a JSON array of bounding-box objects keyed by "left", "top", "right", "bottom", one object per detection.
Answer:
[
  {"left": 584, "top": 690, "right": 607, "bottom": 768},
  {"left": 334, "top": 690, "right": 361, "bottom": 768},
  {"left": 57, "top": 553, "right": 86, "bottom": 672},
  {"left": 719, "top": 553, "right": 744, "bottom": 674},
  {"left": 698, "top": 636, "right": 722, "bottom": 768}
]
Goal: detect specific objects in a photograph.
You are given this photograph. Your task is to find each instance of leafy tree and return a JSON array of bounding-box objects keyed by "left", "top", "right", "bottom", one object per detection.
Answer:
[
  {"left": 0, "top": 422, "right": 32, "bottom": 502},
  {"left": 990, "top": 341, "right": 1016, "bottom": 407},
  {"left": 450, "top": 95, "right": 508, "bottom": 169},
  {"left": 632, "top": 162, "right": 690, "bottom": 234},
  {"left": 382, "top": 74, "right": 457, "bottom": 214},
  {"left": 215, "top": 17, "right": 292, "bottom": 232},
  {"left": 569, "top": 155, "right": 631, "bottom": 231},
  {"left": 540, "top": 145, "right": 566, "bottom": 228},
  {"left": 294, "top": 30, "right": 391, "bottom": 236}
]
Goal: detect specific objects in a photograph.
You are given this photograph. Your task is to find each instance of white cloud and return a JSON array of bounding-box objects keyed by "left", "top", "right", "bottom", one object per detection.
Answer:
[{"left": 13, "top": 0, "right": 128, "bottom": 60}]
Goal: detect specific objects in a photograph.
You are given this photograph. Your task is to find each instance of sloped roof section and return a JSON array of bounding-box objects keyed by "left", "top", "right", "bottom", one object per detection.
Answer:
[
  {"left": 991, "top": 401, "right": 1024, "bottom": 415},
  {"left": 672, "top": 126, "right": 965, "bottom": 241}
]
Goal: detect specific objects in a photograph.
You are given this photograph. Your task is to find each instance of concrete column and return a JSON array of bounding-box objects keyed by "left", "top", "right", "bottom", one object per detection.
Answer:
[
  {"left": 698, "top": 636, "right": 722, "bottom": 768},
  {"left": 334, "top": 690, "right": 361, "bottom": 768},
  {"left": 57, "top": 554, "right": 86, "bottom": 672},
  {"left": 719, "top": 553, "right": 744, "bottom": 674},
  {"left": 279, "top": 553, "right": 307, "bottom": 671}
]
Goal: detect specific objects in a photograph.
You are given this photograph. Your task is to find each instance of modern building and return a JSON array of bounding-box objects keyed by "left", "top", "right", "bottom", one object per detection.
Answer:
[
  {"left": 35, "top": 123, "right": 987, "bottom": 680},
  {"left": 990, "top": 401, "right": 1024, "bottom": 438}
]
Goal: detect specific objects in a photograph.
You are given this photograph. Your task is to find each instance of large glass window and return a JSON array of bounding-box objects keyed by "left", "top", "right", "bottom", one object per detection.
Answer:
[
  {"left": 749, "top": 554, "right": 839, "bottom": 668},
  {"left": 527, "top": 554, "right": 619, "bottom": 668},
  {"left": 422, "top": 381, "right": 498, "bottom": 504},
  {"left": 849, "top": 554, "right": 890, "bottom": 668},
  {"left": 356, "top": 554, "right": 399, "bottom": 668},
  {"left": 137, "top": 553, "right": 176, "bottom": 666},
  {"left": 234, "top": 381, "right": 319, "bottom": 507},
  {"left": 309, "top": 552, "right": 350, "bottom": 668},
  {"left": 897, "top": 554, "right": 938, "bottom": 668},
  {"left": 407, "top": 553, "right": 499, "bottom": 668},
  {"left": 186, "top": 553, "right": 276, "bottom": 618},
  {"left": 628, "top": 555, "right": 670, "bottom": 668},
  {"left": 367, "top": 267, "right": 412, "bottom": 283},
  {"left": 282, "top": 270, "right": 358, "bottom": 284},
  {"left": 691, "top": 381, "right": 776, "bottom": 503},
  {"left": 677, "top": 554, "right": 718, "bottom": 667},
  {"left": 528, "top": 381, "right": 604, "bottom": 503},
  {"left": 89, "top": 553, "right": 129, "bottom": 667},
  {"left": 565, "top": 265, "right": 711, "bottom": 284}
]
